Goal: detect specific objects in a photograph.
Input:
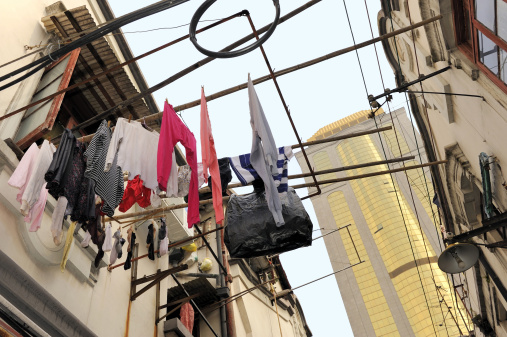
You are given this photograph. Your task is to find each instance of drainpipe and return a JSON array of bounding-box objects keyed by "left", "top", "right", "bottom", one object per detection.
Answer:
[{"left": 216, "top": 222, "right": 228, "bottom": 337}]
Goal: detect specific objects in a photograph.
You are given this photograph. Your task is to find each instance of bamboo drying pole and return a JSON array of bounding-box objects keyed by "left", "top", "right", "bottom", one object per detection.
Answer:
[
  {"left": 105, "top": 160, "right": 446, "bottom": 223},
  {"left": 73, "top": 12, "right": 442, "bottom": 142}
]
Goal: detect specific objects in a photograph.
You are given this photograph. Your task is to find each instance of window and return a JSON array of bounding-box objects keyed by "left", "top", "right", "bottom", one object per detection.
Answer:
[
  {"left": 453, "top": 0, "right": 507, "bottom": 93},
  {"left": 13, "top": 49, "right": 80, "bottom": 149}
]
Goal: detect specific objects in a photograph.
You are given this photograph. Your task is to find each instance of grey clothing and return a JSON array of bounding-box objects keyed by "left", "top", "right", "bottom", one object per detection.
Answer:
[{"left": 247, "top": 75, "right": 284, "bottom": 226}]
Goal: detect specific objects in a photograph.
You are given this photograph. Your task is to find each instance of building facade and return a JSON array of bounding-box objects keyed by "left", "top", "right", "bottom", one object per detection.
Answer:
[
  {"left": 379, "top": 0, "right": 507, "bottom": 336},
  {"left": 0, "top": 1, "right": 312, "bottom": 336},
  {"left": 296, "top": 108, "right": 470, "bottom": 336}
]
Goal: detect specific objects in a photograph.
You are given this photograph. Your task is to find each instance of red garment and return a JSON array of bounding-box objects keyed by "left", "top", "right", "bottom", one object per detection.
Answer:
[
  {"left": 157, "top": 102, "right": 199, "bottom": 227},
  {"left": 180, "top": 302, "right": 194, "bottom": 334},
  {"left": 119, "top": 175, "right": 151, "bottom": 212},
  {"left": 200, "top": 88, "right": 224, "bottom": 224}
]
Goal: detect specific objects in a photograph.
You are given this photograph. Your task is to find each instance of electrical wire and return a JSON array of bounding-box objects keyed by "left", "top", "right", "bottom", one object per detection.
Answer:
[
  {"left": 340, "top": 0, "right": 440, "bottom": 334},
  {"left": 0, "top": 0, "right": 191, "bottom": 90}
]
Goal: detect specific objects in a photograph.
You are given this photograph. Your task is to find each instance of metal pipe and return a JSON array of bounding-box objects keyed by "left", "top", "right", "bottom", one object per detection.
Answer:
[
  {"left": 215, "top": 222, "right": 228, "bottom": 337},
  {"left": 194, "top": 225, "right": 228, "bottom": 276},
  {"left": 407, "top": 90, "right": 485, "bottom": 100},
  {"left": 171, "top": 275, "right": 219, "bottom": 337},
  {"left": 174, "top": 272, "right": 219, "bottom": 280},
  {"left": 369, "top": 66, "right": 451, "bottom": 102}
]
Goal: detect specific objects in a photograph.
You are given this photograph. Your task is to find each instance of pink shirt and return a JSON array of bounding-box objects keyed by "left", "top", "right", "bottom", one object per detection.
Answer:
[
  {"left": 200, "top": 88, "right": 223, "bottom": 224},
  {"left": 157, "top": 102, "right": 199, "bottom": 227}
]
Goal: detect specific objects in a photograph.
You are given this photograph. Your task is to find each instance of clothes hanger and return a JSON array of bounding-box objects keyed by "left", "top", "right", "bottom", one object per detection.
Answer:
[
  {"left": 128, "top": 114, "right": 132, "bottom": 123},
  {"left": 141, "top": 116, "right": 153, "bottom": 132}
]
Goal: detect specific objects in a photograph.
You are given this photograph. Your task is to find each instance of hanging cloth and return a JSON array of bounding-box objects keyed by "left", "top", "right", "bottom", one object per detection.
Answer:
[
  {"left": 157, "top": 219, "right": 168, "bottom": 257},
  {"left": 110, "top": 229, "right": 122, "bottom": 265},
  {"left": 229, "top": 146, "right": 294, "bottom": 193},
  {"left": 147, "top": 223, "right": 155, "bottom": 261},
  {"left": 60, "top": 221, "right": 77, "bottom": 272},
  {"left": 118, "top": 175, "right": 152, "bottom": 212},
  {"left": 124, "top": 228, "right": 136, "bottom": 270},
  {"left": 102, "top": 223, "right": 112, "bottom": 252},
  {"left": 45, "top": 129, "right": 76, "bottom": 198},
  {"left": 84, "top": 120, "right": 124, "bottom": 217},
  {"left": 17, "top": 140, "right": 56, "bottom": 226},
  {"left": 157, "top": 102, "right": 199, "bottom": 227},
  {"left": 8, "top": 142, "right": 39, "bottom": 205},
  {"left": 247, "top": 74, "right": 284, "bottom": 226},
  {"left": 104, "top": 117, "right": 159, "bottom": 190},
  {"left": 200, "top": 88, "right": 224, "bottom": 224},
  {"left": 180, "top": 302, "right": 195, "bottom": 334}
]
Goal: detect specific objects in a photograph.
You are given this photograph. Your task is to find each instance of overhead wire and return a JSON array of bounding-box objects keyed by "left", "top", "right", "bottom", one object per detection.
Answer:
[
  {"left": 380, "top": 2, "right": 470, "bottom": 332},
  {"left": 340, "top": 0, "right": 439, "bottom": 334}
]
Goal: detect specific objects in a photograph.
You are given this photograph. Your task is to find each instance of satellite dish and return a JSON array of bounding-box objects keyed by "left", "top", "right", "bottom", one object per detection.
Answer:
[{"left": 438, "top": 243, "right": 479, "bottom": 274}]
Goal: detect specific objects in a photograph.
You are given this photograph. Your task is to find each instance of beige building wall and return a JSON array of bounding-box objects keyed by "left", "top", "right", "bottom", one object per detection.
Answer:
[
  {"left": 378, "top": 1, "right": 507, "bottom": 336},
  {"left": 297, "top": 108, "right": 470, "bottom": 336},
  {"left": 0, "top": 2, "right": 312, "bottom": 337}
]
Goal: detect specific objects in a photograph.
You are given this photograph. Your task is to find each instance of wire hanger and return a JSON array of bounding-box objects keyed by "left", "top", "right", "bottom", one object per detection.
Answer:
[{"left": 141, "top": 116, "right": 153, "bottom": 132}]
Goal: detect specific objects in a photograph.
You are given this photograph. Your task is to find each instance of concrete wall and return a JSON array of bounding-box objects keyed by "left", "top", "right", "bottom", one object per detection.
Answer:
[{"left": 379, "top": 1, "right": 507, "bottom": 336}]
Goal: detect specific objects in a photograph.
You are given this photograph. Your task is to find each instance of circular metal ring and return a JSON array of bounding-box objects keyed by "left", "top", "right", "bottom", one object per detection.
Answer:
[{"left": 189, "top": 0, "right": 280, "bottom": 59}]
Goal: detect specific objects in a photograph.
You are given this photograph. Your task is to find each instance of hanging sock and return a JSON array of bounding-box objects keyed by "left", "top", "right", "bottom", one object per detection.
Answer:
[
  {"left": 60, "top": 221, "right": 77, "bottom": 272},
  {"left": 102, "top": 224, "right": 112, "bottom": 252},
  {"left": 109, "top": 229, "right": 122, "bottom": 265},
  {"left": 81, "top": 231, "right": 92, "bottom": 248},
  {"left": 118, "top": 238, "right": 126, "bottom": 259},
  {"left": 94, "top": 230, "right": 105, "bottom": 268},
  {"left": 157, "top": 219, "right": 168, "bottom": 257},
  {"left": 147, "top": 223, "right": 155, "bottom": 261},
  {"left": 200, "top": 87, "right": 224, "bottom": 224},
  {"left": 124, "top": 228, "right": 136, "bottom": 270},
  {"left": 247, "top": 74, "right": 284, "bottom": 226},
  {"left": 51, "top": 196, "right": 68, "bottom": 245}
]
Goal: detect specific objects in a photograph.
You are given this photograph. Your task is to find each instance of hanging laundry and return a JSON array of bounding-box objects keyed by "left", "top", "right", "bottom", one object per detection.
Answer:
[
  {"left": 60, "top": 142, "right": 88, "bottom": 215},
  {"left": 246, "top": 74, "right": 284, "bottom": 226},
  {"left": 51, "top": 196, "right": 68, "bottom": 245},
  {"left": 157, "top": 102, "right": 199, "bottom": 227},
  {"left": 200, "top": 88, "right": 224, "bottom": 224},
  {"left": 102, "top": 223, "right": 112, "bottom": 252},
  {"left": 157, "top": 218, "right": 168, "bottom": 257},
  {"left": 81, "top": 231, "right": 92, "bottom": 248},
  {"left": 165, "top": 152, "right": 179, "bottom": 197},
  {"left": 230, "top": 146, "right": 294, "bottom": 193},
  {"left": 8, "top": 141, "right": 54, "bottom": 232},
  {"left": 87, "top": 204, "right": 102, "bottom": 245},
  {"left": 180, "top": 302, "right": 195, "bottom": 334},
  {"left": 197, "top": 163, "right": 206, "bottom": 188},
  {"left": 151, "top": 190, "right": 162, "bottom": 208},
  {"left": 118, "top": 238, "right": 126, "bottom": 259},
  {"left": 205, "top": 158, "right": 232, "bottom": 197},
  {"left": 45, "top": 129, "right": 76, "bottom": 198},
  {"left": 71, "top": 177, "right": 96, "bottom": 223},
  {"left": 94, "top": 230, "right": 105, "bottom": 268},
  {"left": 60, "top": 221, "right": 77, "bottom": 272},
  {"left": 118, "top": 175, "right": 151, "bottom": 212},
  {"left": 176, "top": 165, "right": 192, "bottom": 198},
  {"left": 147, "top": 222, "right": 155, "bottom": 261},
  {"left": 8, "top": 142, "right": 39, "bottom": 204},
  {"left": 17, "top": 140, "right": 56, "bottom": 227},
  {"left": 84, "top": 120, "right": 124, "bottom": 217},
  {"left": 124, "top": 227, "right": 136, "bottom": 270},
  {"left": 104, "top": 117, "right": 159, "bottom": 190},
  {"left": 109, "top": 229, "right": 122, "bottom": 265}
]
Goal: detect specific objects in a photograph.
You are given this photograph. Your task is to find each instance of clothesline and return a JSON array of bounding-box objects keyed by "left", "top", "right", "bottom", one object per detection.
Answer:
[{"left": 105, "top": 160, "right": 446, "bottom": 223}]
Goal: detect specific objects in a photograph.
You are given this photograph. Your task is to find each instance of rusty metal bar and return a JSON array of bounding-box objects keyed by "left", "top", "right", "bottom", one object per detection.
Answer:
[
  {"left": 131, "top": 265, "right": 188, "bottom": 301},
  {"left": 0, "top": 11, "right": 246, "bottom": 123},
  {"left": 245, "top": 13, "right": 320, "bottom": 200}
]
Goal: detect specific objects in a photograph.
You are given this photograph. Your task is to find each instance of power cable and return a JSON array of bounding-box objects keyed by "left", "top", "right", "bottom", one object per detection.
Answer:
[
  {"left": 0, "top": 0, "right": 191, "bottom": 90},
  {"left": 340, "top": 0, "right": 439, "bottom": 334}
]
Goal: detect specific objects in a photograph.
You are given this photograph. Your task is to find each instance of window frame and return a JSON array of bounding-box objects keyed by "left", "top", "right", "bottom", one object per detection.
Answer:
[
  {"left": 15, "top": 48, "right": 80, "bottom": 149},
  {"left": 452, "top": 0, "right": 507, "bottom": 94}
]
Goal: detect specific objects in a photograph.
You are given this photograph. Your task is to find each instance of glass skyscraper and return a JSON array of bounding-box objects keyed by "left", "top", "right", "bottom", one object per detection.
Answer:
[{"left": 297, "top": 108, "right": 471, "bottom": 336}]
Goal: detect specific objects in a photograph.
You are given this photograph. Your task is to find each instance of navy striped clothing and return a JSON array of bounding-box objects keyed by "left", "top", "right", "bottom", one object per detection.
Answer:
[
  {"left": 84, "top": 120, "right": 124, "bottom": 217},
  {"left": 229, "top": 146, "right": 294, "bottom": 193}
]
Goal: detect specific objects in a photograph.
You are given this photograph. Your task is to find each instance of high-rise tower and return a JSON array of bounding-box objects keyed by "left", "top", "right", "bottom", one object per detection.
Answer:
[{"left": 296, "top": 108, "right": 471, "bottom": 336}]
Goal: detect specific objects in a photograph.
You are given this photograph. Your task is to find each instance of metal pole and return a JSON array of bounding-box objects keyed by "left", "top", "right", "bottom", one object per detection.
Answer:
[
  {"left": 407, "top": 90, "right": 485, "bottom": 100},
  {"left": 171, "top": 274, "right": 219, "bottom": 337},
  {"left": 194, "top": 225, "right": 228, "bottom": 276},
  {"left": 369, "top": 66, "right": 451, "bottom": 102}
]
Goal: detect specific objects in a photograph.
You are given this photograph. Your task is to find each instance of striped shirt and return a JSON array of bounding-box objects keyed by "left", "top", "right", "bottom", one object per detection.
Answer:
[
  {"left": 84, "top": 120, "right": 124, "bottom": 216},
  {"left": 229, "top": 146, "right": 294, "bottom": 193}
]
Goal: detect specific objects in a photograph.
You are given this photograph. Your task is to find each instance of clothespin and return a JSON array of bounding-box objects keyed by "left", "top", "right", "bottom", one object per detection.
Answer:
[
  {"left": 165, "top": 98, "right": 169, "bottom": 104},
  {"left": 128, "top": 114, "right": 132, "bottom": 123},
  {"left": 107, "top": 120, "right": 111, "bottom": 128}
]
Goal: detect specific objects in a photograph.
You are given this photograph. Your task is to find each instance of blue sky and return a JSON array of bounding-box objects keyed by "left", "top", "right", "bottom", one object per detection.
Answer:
[{"left": 108, "top": 0, "right": 409, "bottom": 335}]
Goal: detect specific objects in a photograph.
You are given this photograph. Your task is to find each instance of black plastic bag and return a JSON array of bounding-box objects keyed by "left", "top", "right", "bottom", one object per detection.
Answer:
[{"left": 224, "top": 188, "right": 313, "bottom": 258}]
